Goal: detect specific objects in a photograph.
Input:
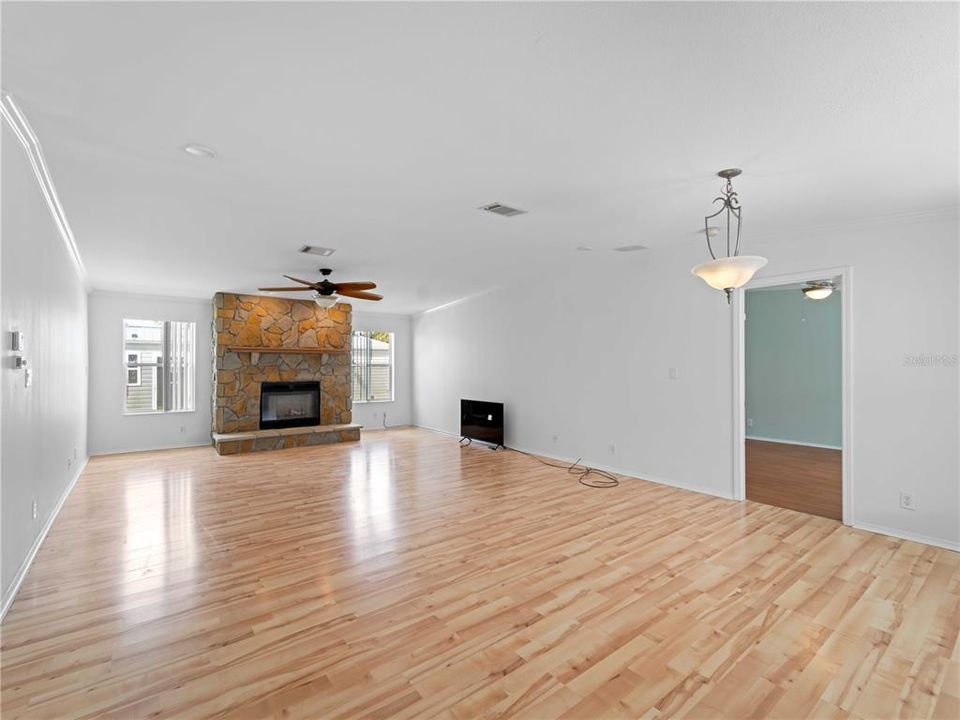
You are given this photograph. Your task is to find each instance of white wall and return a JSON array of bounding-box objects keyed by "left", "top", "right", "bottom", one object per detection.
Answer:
[
  {"left": 88, "top": 292, "right": 212, "bottom": 454},
  {"left": 2, "top": 123, "right": 89, "bottom": 606},
  {"left": 412, "top": 212, "right": 959, "bottom": 549},
  {"left": 352, "top": 311, "right": 412, "bottom": 429}
]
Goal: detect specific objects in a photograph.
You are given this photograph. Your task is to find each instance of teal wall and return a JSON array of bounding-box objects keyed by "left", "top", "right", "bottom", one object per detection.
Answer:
[{"left": 745, "top": 288, "right": 842, "bottom": 448}]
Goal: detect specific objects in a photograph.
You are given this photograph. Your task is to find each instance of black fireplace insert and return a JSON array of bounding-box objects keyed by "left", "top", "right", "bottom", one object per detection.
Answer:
[{"left": 259, "top": 381, "right": 321, "bottom": 430}]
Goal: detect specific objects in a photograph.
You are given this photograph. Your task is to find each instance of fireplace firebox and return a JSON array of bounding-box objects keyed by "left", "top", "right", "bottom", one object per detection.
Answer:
[{"left": 259, "top": 381, "right": 321, "bottom": 430}]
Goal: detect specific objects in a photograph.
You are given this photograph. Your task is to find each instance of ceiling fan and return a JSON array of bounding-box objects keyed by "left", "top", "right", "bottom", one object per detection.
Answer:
[{"left": 259, "top": 268, "right": 382, "bottom": 306}]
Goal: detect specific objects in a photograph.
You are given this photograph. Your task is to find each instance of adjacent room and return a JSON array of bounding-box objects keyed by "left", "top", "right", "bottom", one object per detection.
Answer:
[{"left": 2, "top": 2, "right": 958, "bottom": 719}]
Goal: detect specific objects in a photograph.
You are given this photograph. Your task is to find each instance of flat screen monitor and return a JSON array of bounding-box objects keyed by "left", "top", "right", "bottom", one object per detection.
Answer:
[{"left": 460, "top": 399, "right": 504, "bottom": 447}]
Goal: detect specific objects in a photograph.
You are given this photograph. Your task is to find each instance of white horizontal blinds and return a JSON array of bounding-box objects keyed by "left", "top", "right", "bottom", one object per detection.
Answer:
[
  {"left": 368, "top": 335, "right": 392, "bottom": 401},
  {"left": 167, "top": 321, "right": 196, "bottom": 412},
  {"left": 352, "top": 331, "right": 371, "bottom": 401},
  {"left": 351, "top": 331, "right": 393, "bottom": 402}
]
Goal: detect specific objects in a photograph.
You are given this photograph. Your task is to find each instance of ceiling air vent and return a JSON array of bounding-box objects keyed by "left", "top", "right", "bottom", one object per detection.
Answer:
[
  {"left": 612, "top": 244, "right": 647, "bottom": 252},
  {"left": 479, "top": 202, "right": 526, "bottom": 217},
  {"left": 299, "top": 245, "right": 336, "bottom": 257}
]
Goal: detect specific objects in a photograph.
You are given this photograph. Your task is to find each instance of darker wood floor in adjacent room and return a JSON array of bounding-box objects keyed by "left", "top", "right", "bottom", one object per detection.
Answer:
[{"left": 746, "top": 439, "right": 842, "bottom": 520}]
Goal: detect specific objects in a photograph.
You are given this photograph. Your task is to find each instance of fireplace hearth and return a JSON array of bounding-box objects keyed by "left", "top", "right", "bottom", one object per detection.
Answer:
[{"left": 260, "top": 381, "right": 321, "bottom": 430}]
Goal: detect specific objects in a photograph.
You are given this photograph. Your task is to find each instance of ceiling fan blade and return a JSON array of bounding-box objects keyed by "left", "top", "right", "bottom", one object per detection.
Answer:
[
  {"left": 336, "top": 289, "right": 383, "bottom": 301},
  {"left": 282, "top": 274, "right": 321, "bottom": 288},
  {"left": 258, "top": 286, "right": 316, "bottom": 291},
  {"left": 332, "top": 281, "right": 377, "bottom": 292}
]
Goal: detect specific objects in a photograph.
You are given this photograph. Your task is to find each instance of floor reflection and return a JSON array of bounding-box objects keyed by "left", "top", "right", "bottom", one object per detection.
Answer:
[
  {"left": 120, "top": 468, "right": 198, "bottom": 616},
  {"left": 346, "top": 442, "right": 397, "bottom": 560}
]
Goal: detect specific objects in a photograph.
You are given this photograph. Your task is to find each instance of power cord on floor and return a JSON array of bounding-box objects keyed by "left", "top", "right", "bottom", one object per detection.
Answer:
[{"left": 504, "top": 446, "right": 620, "bottom": 489}]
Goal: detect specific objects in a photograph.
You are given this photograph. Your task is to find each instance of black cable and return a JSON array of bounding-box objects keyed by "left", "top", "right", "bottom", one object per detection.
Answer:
[{"left": 503, "top": 446, "right": 620, "bottom": 489}]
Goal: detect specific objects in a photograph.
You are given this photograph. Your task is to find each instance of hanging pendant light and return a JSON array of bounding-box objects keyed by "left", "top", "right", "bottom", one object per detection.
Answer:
[{"left": 691, "top": 169, "right": 767, "bottom": 303}]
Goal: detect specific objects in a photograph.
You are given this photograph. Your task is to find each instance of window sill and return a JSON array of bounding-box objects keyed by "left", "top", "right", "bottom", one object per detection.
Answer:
[
  {"left": 354, "top": 399, "right": 396, "bottom": 405},
  {"left": 122, "top": 409, "right": 197, "bottom": 417}
]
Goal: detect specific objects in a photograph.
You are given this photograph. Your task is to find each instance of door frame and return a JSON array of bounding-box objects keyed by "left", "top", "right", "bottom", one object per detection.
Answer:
[{"left": 731, "top": 265, "right": 853, "bottom": 525}]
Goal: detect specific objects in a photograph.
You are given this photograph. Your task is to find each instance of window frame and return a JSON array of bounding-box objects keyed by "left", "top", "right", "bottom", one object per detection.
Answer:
[
  {"left": 351, "top": 330, "right": 395, "bottom": 404},
  {"left": 122, "top": 319, "right": 197, "bottom": 416}
]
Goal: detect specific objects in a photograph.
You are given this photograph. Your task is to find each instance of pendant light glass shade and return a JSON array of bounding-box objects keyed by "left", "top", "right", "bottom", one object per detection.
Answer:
[{"left": 691, "top": 255, "right": 768, "bottom": 291}]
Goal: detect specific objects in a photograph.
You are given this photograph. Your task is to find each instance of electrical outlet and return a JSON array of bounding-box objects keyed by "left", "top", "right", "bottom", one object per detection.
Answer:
[
  {"left": 747, "top": 418, "right": 753, "bottom": 428},
  {"left": 900, "top": 492, "right": 916, "bottom": 511},
  {"left": 552, "top": 434, "right": 558, "bottom": 444},
  {"left": 67, "top": 458, "right": 72, "bottom": 471},
  {"left": 668, "top": 367, "right": 678, "bottom": 380},
  {"left": 608, "top": 444, "right": 616, "bottom": 455},
  {"left": 179, "top": 425, "right": 186, "bottom": 433},
  {"left": 31, "top": 501, "right": 37, "bottom": 521}
]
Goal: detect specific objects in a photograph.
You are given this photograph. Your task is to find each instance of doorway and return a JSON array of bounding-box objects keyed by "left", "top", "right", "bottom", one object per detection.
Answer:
[{"left": 732, "top": 268, "right": 852, "bottom": 524}]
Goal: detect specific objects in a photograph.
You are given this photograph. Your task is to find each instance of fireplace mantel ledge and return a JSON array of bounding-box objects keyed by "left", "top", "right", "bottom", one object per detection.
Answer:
[{"left": 225, "top": 346, "right": 348, "bottom": 354}]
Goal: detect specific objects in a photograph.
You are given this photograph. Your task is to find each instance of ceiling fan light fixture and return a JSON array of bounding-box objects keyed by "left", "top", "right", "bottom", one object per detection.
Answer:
[
  {"left": 314, "top": 294, "right": 338, "bottom": 308},
  {"left": 802, "top": 282, "right": 835, "bottom": 300}
]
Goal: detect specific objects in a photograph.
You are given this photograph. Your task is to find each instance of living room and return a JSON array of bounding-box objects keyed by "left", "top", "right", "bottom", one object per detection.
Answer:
[{"left": 2, "top": 2, "right": 957, "bottom": 718}]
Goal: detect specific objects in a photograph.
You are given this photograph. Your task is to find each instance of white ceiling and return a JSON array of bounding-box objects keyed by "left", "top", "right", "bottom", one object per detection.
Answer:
[{"left": 3, "top": 1, "right": 957, "bottom": 313}]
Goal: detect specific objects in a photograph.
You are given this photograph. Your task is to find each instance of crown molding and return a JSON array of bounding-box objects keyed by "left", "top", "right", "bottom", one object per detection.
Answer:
[{"left": 1, "top": 92, "right": 87, "bottom": 284}]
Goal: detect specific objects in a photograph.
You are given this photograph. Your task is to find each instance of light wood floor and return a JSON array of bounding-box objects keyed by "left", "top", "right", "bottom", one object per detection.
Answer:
[
  {"left": 2, "top": 429, "right": 957, "bottom": 719},
  {"left": 746, "top": 440, "right": 843, "bottom": 521}
]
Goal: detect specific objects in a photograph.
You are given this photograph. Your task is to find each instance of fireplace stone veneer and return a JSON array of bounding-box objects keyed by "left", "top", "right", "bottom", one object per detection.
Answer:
[{"left": 212, "top": 292, "right": 359, "bottom": 454}]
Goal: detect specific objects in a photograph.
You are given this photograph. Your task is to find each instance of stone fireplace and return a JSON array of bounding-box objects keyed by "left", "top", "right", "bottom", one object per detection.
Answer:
[{"left": 211, "top": 292, "right": 360, "bottom": 454}]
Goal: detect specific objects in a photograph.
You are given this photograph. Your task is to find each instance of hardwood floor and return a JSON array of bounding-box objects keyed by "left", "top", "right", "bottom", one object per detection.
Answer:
[
  {"left": 746, "top": 440, "right": 843, "bottom": 521},
  {"left": 2, "top": 428, "right": 957, "bottom": 719}
]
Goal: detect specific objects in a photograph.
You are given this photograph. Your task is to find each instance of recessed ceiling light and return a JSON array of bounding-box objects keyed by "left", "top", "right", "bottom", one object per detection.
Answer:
[
  {"left": 299, "top": 245, "right": 336, "bottom": 257},
  {"left": 612, "top": 244, "right": 647, "bottom": 252},
  {"left": 183, "top": 143, "right": 216, "bottom": 158},
  {"left": 479, "top": 202, "right": 526, "bottom": 217}
]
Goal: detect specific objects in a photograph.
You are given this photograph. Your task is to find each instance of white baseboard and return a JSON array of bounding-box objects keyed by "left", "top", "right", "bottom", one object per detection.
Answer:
[
  {"left": 360, "top": 424, "right": 413, "bottom": 433},
  {"left": 413, "top": 425, "right": 735, "bottom": 501},
  {"left": 746, "top": 435, "right": 841, "bottom": 450},
  {"left": 1, "top": 456, "right": 89, "bottom": 622},
  {"left": 90, "top": 439, "right": 212, "bottom": 457},
  {"left": 852, "top": 520, "right": 960, "bottom": 553}
]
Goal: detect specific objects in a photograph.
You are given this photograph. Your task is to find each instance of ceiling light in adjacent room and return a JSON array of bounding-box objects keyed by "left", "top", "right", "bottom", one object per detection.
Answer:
[
  {"left": 183, "top": 143, "right": 216, "bottom": 158},
  {"left": 802, "top": 281, "right": 835, "bottom": 300},
  {"left": 691, "top": 169, "right": 768, "bottom": 304}
]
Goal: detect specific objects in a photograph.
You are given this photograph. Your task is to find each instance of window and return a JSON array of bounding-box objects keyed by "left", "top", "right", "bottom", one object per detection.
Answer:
[
  {"left": 123, "top": 319, "right": 196, "bottom": 414},
  {"left": 352, "top": 331, "right": 394, "bottom": 402}
]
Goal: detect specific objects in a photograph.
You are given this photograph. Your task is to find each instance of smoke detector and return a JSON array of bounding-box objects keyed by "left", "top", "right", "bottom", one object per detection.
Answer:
[
  {"left": 479, "top": 202, "right": 526, "bottom": 217},
  {"left": 613, "top": 244, "right": 647, "bottom": 252},
  {"left": 299, "top": 245, "right": 336, "bottom": 257}
]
